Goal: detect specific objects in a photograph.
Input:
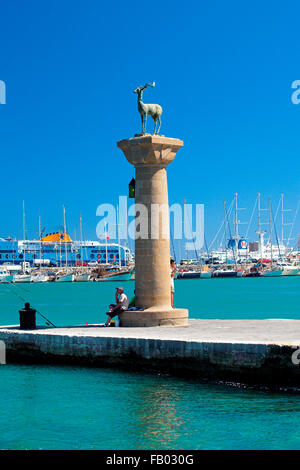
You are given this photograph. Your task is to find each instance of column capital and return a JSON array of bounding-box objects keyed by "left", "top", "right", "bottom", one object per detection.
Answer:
[{"left": 117, "top": 134, "right": 184, "bottom": 167}]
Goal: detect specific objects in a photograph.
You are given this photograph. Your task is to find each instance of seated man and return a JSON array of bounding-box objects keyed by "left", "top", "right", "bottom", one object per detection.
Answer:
[{"left": 104, "top": 286, "right": 129, "bottom": 327}]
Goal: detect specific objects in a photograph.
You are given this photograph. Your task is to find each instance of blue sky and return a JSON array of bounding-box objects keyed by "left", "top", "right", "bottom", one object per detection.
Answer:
[{"left": 0, "top": 0, "right": 300, "bottom": 255}]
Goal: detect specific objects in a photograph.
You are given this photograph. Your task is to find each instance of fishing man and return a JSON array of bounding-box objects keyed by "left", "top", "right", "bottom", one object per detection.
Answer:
[{"left": 104, "top": 286, "right": 129, "bottom": 326}]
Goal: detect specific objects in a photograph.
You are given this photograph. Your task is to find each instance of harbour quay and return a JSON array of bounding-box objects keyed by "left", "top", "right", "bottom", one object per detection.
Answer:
[{"left": 1, "top": 319, "right": 300, "bottom": 388}]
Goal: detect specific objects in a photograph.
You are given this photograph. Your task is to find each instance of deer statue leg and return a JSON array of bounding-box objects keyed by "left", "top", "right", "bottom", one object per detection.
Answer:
[
  {"left": 141, "top": 114, "right": 144, "bottom": 134},
  {"left": 153, "top": 118, "right": 157, "bottom": 135},
  {"left": 157, "top": 116, "right": 161, "bottom": 134},
  {"left": 143, "top": 114, "right": 147, "bottom": 134}
]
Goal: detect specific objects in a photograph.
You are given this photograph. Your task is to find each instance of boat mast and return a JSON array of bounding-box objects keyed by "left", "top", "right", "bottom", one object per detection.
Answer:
[
  {"left": 269, "top": 198, "right": 273, "bottom": 266},
  {"left": 105, "top": 221, "right": 108, "bottom": 264},
  {"left": 80, "top": 214, "right": 83, "bottom": 269},
  {"left": 280, "top": 193, "right": 292, "bottom": 256},
  {"left": 233, "top": 192, "right": 247, "bottom": 260},
  {"left": 183, "top": 198, "right": 189, "bottom": 263},
  {"left": 258, "top": 193, "right": 262, "bottom": 259},
  {"left": 223, "top": 200, "right": 228, "bottom": 264},
  {"left": 117, "top": 204, "right": 121, "bottom": 269},
  {"left": 22, "top": 200, "right": 26, "bottom": 268},
  {"left": 281, "top": 193, "right": 284, "bottom": 247},
  {"left": 39, "top": 214, "right": 42, "bottom": 273},
  {"left": 256, "top": 192, "right": 267, "bottom": 259},
  {"left": 59, "top": 229, "right": 62, "bottom": 268},
  {"left": 63, "top": 205, "right": 68, "bottom": 267},
  {"left": 234, "top": 193, "right": 239, "bottom": 242}
]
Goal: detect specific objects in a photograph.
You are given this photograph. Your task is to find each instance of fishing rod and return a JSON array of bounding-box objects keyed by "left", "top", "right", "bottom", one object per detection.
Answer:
[{"left": 2, "top": 281, "right": 57, "bottom": 328}]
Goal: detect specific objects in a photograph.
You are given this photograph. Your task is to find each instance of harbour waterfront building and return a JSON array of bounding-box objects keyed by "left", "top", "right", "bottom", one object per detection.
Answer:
[{"left": 0, "top": 233, "right": 132, "bottom": 267}]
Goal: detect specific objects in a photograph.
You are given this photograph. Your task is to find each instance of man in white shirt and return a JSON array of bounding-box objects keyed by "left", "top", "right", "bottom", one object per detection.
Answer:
[{"left": 104, "top": 286, "right": 129, "bottom": 326}]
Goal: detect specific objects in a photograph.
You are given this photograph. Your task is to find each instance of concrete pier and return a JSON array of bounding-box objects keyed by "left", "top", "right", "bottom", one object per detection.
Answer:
[{"left": 1, "top": 319, "right": 300, "bottom": 388}]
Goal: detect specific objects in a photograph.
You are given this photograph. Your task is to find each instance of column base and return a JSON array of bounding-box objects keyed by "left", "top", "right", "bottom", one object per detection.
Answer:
[{"left": 119, "top": 308, "right": 189, "bottom": 327}]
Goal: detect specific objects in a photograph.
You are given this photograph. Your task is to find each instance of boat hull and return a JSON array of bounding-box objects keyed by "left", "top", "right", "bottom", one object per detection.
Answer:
[
  {"left": 96, "top": 271, "right": 133, "bottom": 281},
  {"left": 0, "top": 274, "right": 14, "bottom": 283},
  {"left": 13, "top": 274, "right": 31, "bottom": 283},
  {"left": 56, "top": 274, "right": 74, "bottom": 282},
  {"left": 261, "top": 270, "right": 283, "bottom": 277},
  {"left": 212, "top": 271, "right": 242, "bottom": 278},
  {"left": 177, "top": 272, "right": 212, "bottom": 279},
  {"left": 31, "top": 274, "right": 49, "bottom": 283},
  {"left": 73, "top": 273, "right": 90, "bottom": 282},
  {"left": 282, "top": 268, "right": 299, "bottom": 276}
]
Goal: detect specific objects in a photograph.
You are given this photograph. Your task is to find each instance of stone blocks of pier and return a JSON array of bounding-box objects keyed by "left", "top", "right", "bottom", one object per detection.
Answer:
[{"left": 1, "top": 319, "right": 300, "bottom": 387}]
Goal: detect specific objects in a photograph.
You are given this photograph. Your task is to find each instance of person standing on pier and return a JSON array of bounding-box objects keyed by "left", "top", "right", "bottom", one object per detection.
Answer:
[
  {"left": 170, "top": 259, "right": 176, "bottom": 308},
  {"left": 104, "top": 286, "right": 129, "bottom": 326}
]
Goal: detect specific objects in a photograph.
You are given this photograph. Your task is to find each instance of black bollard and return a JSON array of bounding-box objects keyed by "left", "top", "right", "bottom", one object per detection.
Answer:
[{"left": 19, "top": 302, "right": 37, "bottom": 330}]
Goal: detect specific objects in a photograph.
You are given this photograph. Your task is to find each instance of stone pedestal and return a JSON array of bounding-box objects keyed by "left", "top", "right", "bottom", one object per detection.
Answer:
[{"left": 117, "top": 134, "right": 189, "bottom": 327}]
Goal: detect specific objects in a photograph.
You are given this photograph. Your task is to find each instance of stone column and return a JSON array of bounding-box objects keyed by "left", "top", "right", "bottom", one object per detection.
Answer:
[{"left": 117, "top": 134, "right": 189, "bottom": 327}]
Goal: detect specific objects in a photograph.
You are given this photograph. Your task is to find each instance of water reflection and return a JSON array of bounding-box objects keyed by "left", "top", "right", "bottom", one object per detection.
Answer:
[{"left": 132, "top": 378, "right": 186, "bottom": 449}]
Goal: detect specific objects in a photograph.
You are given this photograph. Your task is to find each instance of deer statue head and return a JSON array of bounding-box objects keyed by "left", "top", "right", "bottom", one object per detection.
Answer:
[{"left": 133, "top": 82, "right": 155, "bottom": 97}]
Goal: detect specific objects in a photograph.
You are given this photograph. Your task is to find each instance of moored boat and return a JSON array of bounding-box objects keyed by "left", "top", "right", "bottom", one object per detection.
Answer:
[
  {"left": 177, "top": 271, "right": 212, "bottom": 279},
  {"left": 261, "top": 269, "right": 283, "bottom": 277},
  {"left": 30, "top": 273, "right": 50, "bottom": 283},
  {"left": 56, "top": 272, "right": 74, "bottom": 282},
  {"left": 212, "top": 269, "right": 243, "bottom": 278},
  {"left": 73, "top": 273, "right": 90, "bottom": 282},
  {"left": 95, "top": 270, "right": 133, "bottom": 282},
  {"left": 13, "top": 273, "right": 31, "bottom": 283},
  {"left": 277, "top": 263, "right": 299, "bottom": 276},
  {"left": 0, "top": 269, "right": 14, "bottom": 283}
]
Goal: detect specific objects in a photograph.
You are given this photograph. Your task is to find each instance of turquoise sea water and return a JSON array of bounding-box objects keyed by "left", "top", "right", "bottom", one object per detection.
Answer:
[
  {"left": 0, "top": 277, "right": 300, "bottom": 450},
  {"left": 0, "top": 276, "right": 300, "bottom": 326}
]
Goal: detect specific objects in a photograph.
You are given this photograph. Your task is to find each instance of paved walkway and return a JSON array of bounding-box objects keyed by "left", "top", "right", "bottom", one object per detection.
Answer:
[{"left": 1, "top": 319, "right": 300, "bottom": 346}]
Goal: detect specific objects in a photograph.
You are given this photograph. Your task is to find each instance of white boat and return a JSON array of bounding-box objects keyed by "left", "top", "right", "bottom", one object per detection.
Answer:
[
  {"left": 95, "top": 270, "right": 133, "bottom": 281},
  {"left": 282, "top": 267, "right": 299, "bottom": 276},
  {"left": 277, "top": 263, "right": 299, "bottom": 276},
  {"left": 13, "top": 273, "right": 31, "bottom": 283},
  {"left": 261, "top": 269, "right": 283, "bottom": 277},
  {"left": 56, "top": 273, "right": 74, "bottom": 282},
  {"left": 73, "top": 273, "right": 90, "bottom": 282},
  {"left": 30, "top": 273, "right": 50, "bottom": 283},
  {"left": 0, "top": 269, "right": 14, "bottom": 283}
]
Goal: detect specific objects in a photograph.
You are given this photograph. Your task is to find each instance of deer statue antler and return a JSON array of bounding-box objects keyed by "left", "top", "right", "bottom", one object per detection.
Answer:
[{"left": 145, "top": 82, "right": 155, "bottom": 88}]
